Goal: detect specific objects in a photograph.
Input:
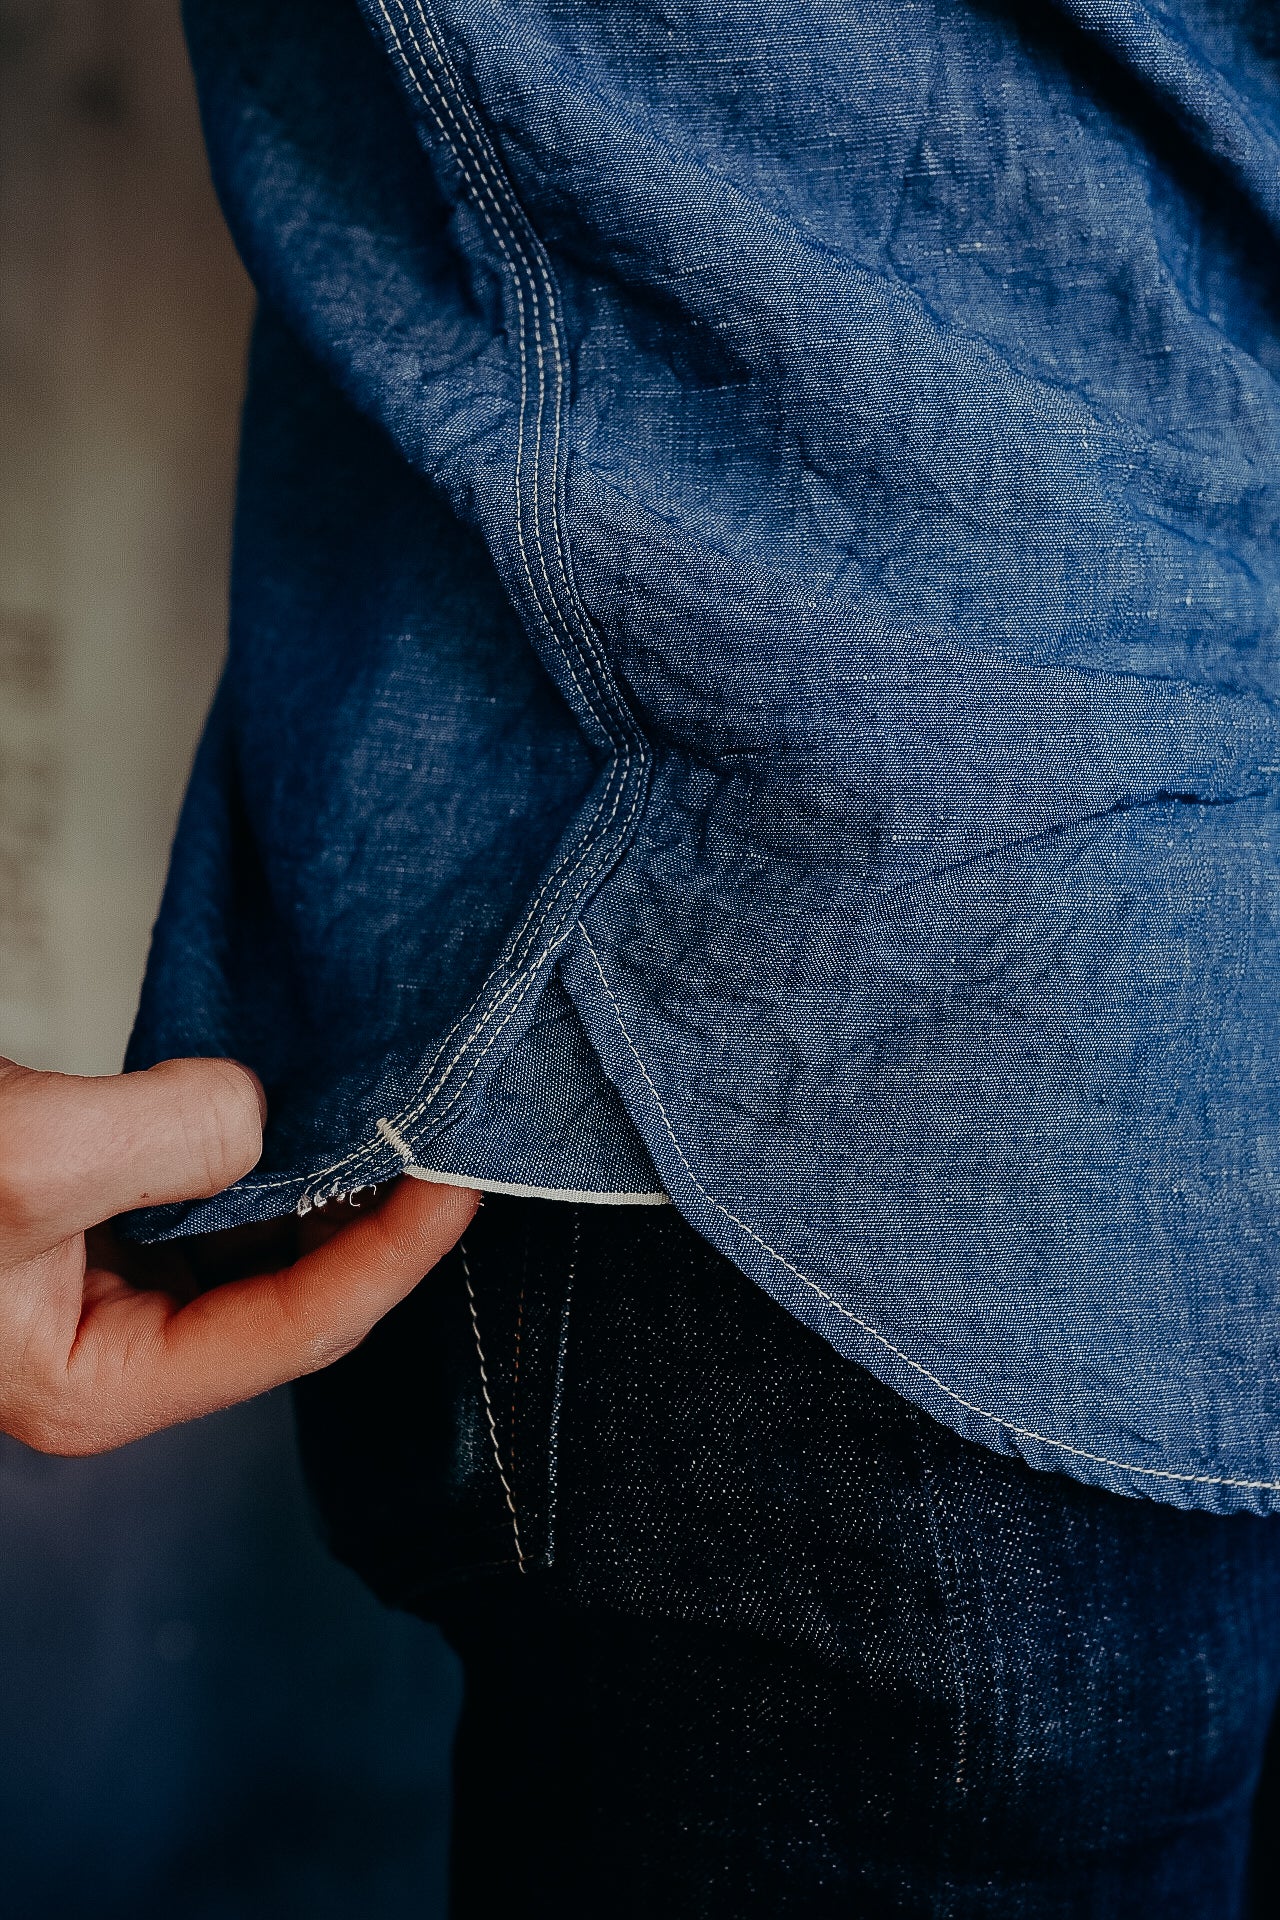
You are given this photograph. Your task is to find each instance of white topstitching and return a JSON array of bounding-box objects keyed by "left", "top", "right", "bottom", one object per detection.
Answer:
[{"left": 576, "top": 922, "right": 1280, "bottom": 1497}]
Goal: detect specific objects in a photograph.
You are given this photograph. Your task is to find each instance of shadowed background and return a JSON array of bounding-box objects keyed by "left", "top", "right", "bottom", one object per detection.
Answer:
[{"left": 0, "top": 2, "right": 458, "bottom": 1911}]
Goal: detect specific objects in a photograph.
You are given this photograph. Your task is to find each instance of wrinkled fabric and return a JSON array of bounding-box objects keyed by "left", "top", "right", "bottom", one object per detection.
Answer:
[{"left": 128, "top": 0, "right": 1280, "bottom": 1510}]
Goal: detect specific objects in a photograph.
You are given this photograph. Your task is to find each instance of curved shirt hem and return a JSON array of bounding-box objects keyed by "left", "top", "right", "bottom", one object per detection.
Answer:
[{"left": 562, "top": 919, "right": 1280, "bottom": 1521}]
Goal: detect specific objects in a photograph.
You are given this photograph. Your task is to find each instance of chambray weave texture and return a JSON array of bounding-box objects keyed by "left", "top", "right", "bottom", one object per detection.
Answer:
[{"left": 127, "top": 0, "right": 1280, "bottom": 1511}]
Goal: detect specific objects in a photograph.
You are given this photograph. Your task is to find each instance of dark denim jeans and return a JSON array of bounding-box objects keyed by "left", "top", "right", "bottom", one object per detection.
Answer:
[{"left": 295, "top": 1200, "right": 1280, "bottom": 1916}]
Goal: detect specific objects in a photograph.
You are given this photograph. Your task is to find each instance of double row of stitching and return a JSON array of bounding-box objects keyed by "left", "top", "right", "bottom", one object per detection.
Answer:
[
  {"left": 242, "top": 0, "right": 650, "bottom": 1208},
  {"left": 383, "top": 0, "right": 634, "bottom": 751},
  {"left": 383, "top": 0, "right": 647, "bottom": 981}
]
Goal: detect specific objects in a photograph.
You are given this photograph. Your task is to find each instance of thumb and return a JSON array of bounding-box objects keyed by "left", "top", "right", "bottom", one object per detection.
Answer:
[{"left": 0, "top": 1057, "right": 266, "bottom": 1248}]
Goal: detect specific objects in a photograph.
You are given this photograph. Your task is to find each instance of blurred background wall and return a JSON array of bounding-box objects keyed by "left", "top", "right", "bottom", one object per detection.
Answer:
[{"left": 0, "top": 2, "right": 458, "bottom": 1912}]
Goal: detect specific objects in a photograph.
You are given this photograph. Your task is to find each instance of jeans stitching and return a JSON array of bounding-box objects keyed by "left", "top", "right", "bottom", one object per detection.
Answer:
[
  {"left": 576, "top": 920, "right": 1280, "bottom": 1495},
  {"left": 387, "top": 0, "right": 644, "bottom": 970},
  {"left": 545, "top": 1208, "right": 579, "bottom": 1569},
  {"left": 461, "top": 1240, "right": 527, "bottom": 1573},
  {"left": 235, "top": 1, "right": 652, "bottom": 1205},
  {"left": 509, "top": 1236, "right": 528, "bottom": 1494}
]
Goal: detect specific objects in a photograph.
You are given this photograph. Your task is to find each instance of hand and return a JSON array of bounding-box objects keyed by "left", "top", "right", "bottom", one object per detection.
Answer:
[{"left": 0, "top": 1056, "right": 477, "bottom": 1455}]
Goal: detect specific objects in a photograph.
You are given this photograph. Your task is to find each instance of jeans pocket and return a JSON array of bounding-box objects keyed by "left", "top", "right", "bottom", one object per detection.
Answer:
[{"left": 292, "top": 1196, "right": 577, "bottom": 1614}]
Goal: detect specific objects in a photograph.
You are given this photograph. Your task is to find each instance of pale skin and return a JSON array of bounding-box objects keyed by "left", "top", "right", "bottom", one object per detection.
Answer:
[{"left": 0, "top": 1055, "right": 477, "bottom": 1456}]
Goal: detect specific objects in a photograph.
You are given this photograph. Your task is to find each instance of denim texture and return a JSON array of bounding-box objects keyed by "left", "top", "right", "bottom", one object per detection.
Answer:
[
  {"left": 294, "top": 1197, "right": 1280, "bottom": 1916},
  {"left": 127, "top": 0, "right": 1280, "bottom": 1508}
]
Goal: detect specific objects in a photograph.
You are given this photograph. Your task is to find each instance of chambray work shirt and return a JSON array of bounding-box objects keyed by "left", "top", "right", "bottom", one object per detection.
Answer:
[{"left": 128, "top": 0, "right": 1280, "bottom": 1512}]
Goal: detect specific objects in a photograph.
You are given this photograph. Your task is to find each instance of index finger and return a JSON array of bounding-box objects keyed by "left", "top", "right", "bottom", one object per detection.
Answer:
[
  {"left": 0, "top": 1058, "right": 266, "bottom": 1247},
  {"left": 64, "top": 1177, "right": 479, "bottom": 1449}
]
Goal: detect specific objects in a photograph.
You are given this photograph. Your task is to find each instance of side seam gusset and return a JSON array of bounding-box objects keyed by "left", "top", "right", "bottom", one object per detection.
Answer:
[
  {"left": 233, "top": 0, "right": 652, "bottom": 1213},
  {"left": 572, "top": 921, "right": 1280, "bottom": 1507}
]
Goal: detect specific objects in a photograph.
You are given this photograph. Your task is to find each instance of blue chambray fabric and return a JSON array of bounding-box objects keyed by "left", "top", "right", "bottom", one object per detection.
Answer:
[{"left": 127, "top": 0, "right": 1280, "bottom": 1512}]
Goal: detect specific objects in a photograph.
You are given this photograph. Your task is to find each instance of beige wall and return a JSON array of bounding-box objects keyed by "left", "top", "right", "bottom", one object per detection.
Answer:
[{"left": 0, "top": 0, "right": 252, "bottom": 1074}]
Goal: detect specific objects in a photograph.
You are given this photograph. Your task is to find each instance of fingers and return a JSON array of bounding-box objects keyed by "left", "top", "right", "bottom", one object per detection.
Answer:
[
  {"left": 0, "top": 1057, "right": 265, "bottom": 1247},
  {"left": 61, "top": 1177, "right": 479, "bottom": 1449}
]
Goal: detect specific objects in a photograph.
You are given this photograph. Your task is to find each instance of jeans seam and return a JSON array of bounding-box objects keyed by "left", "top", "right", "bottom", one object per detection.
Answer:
[
  {"left": 576, "top": 919, "right": 1280, "bottom": 1496},
  {"left": 385, "top": 0, "right": 647, "bottom": 976},
  {"left": 918, "top": 1454, "right": 972, "bottom": 1803}
]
